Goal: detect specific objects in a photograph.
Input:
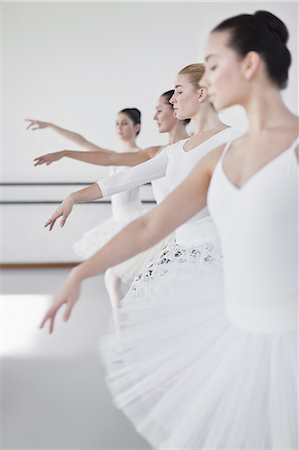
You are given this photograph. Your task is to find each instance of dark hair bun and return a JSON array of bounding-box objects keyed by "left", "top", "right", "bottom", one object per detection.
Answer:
[
  {"left": 212, "top": 10, "right": 291, "bottom": 89},
  {"left": 129, "top": 107, "right": 141, "bottom": 122},
  {"left": 119, "top": 107, "right": 142, "bottom": 135},
  {"left": 120, "top": 107, "right": 141, "bottom": 124},
  {"left": 255, "top": 10, "right": 289, "bottom": 44}
]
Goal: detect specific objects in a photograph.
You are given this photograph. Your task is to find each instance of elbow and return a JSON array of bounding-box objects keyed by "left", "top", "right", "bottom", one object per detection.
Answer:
[
  {"left": 94, "top": 183, "right": 103, "bottom": 199},
  {"left": 106, "top": 150, "right": 126, "bottom": 166},
  {"left": 79, "top": 136, "right": 89, "bottom": 146}
]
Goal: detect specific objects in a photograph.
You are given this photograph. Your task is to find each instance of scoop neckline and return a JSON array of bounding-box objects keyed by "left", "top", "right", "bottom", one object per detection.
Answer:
[{"left": 182, "top": 127, "right": 231, "bottom": 154}]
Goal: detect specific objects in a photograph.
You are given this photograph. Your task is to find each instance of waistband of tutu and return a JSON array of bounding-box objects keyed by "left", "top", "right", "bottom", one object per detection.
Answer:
[
  {"left": 226, "top": 291, "right": 298, "bottom": 334},
  {"left": 175, "top": 216, "right": 219, "bottom": 247},
  {"left": 112, "top": 200, "right": 144, "bottom": 218}
]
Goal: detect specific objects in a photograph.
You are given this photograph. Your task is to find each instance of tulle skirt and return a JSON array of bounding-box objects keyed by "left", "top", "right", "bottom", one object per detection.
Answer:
[
  {"left": 100, "top": 237, "right": 298, "bottom": 449},
  {"left": 73, "top": 206, "right": 147, "bottom": 260},
  {"left": 73, "top": 204, "right": 167, "bottom": 285},
  {"left": 110, "top": 236, "right": 171, "bottom": 285}
]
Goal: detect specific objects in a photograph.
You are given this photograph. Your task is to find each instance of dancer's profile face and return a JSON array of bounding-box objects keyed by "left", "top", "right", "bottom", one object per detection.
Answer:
[
  {"left": 170, "top": 74, "right": 201, "bottom": 120},
  {"left": 115, "top": 113, "right": 140, "bottom": 140},
  {"left": 153, "top": 96, "right": 177, "bottom": 133},
  {"left": 202, "top": 30, "right": 250, "bottom": 111}
]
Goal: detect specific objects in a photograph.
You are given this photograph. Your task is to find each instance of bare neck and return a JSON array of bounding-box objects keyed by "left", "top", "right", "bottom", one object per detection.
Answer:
[
  {"left": 167, "top": 123, "right": 189, "bottom": 144},
  {"left": 244, "top": 86, "right": 297, "bottom": 136},
  {"left": 121, "top": 137, "right": 139, "bottom": 152},
  {"left": 192, "top": 104, "right": 227, "bottom": 136}
]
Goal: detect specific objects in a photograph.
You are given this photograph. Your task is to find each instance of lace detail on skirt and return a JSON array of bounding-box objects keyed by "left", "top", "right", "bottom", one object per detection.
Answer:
[{"left": 129, "top": 237, "right": 222, "bottom": 298}]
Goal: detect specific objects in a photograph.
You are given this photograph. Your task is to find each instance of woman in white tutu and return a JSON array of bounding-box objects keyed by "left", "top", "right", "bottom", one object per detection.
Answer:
[
  {"left": 42, "top": 63, "right": 233, "bottom": 329},
  {"left": 40, "top": 10, "right": 298, "bottom": 448},
  {"left": 27, "top": 107, "right": 146, "bottom": 260},
  {"left": 28, "top": 107, "right": 148, "bottom": 310},
  {"left": 30, "top": 92, "right": 190, "bottom": 321}
]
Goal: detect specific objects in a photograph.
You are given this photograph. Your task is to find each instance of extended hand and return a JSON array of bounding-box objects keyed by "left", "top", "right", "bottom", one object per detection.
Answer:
[
  {"left": 34, "top": 151, "right": 65, "bottom": 166},
  {"left": 39, "top": 269, "right": 81, "bottom": 334},
  {"left": 25, "top": 119, "right": 51, "bottom": 130},
  {"left": 45, "top": 195, "right": 74, "bottom": 230}
]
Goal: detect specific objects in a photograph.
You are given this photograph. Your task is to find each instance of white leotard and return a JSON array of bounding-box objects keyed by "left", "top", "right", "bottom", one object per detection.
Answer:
[
  {"left": 151, "top": 176, "right": 169, "bottom": 204},
  {"left": 98, "top": 128, "right": 236, "bottom": 246},
  {"left": 108, "top": 166, "right": 143, "bottom": 220},
  {"left": 208, "top": 136, "right": 299, "bottom": 333}
]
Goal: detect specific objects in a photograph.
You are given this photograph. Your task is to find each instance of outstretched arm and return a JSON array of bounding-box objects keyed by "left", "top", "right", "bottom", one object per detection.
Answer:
[
  {"left": 44, "top": 148, "right": 169, "bottom": 230},
  {"left": 33, "top": 146, "right": 160, "bottom": 167},
  {"left": 40, "top": 147, "right": 222, "bottom": 333},
  {"left": 44, "top": 183, "right": 102, "bottom": 231},
  {"left": 25, "top": 119, "right": 101, "bottom": 150}
]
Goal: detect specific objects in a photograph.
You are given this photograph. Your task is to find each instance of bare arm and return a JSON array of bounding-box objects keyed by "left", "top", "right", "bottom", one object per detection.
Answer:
[
  {"left": 25, "top": 119, "right": 102, "bottom": 150},
  {"left": 33, "top": 146, "right": 160, "bottom": 167},
  {"left": 40, "top": 147, "right": 223, "bottom": 333}
]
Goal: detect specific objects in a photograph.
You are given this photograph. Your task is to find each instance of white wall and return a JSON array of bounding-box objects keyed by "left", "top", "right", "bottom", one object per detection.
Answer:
[
  {"left": 1, "top": 1, "right": 298, "bottom": 182},
  {"left": 0, "top": 184, "right": 154, "bottom": 263},
  {"left": 0, "top": 1, "right": 298, "bottom": 263}
]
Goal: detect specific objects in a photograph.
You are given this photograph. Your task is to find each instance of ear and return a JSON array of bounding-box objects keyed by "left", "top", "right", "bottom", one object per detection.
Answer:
[
  {"left": 197, "top": 86, "right": 209, "bottom": 103},
  {"left": 242, "top": 51, "right": 261, "bottom": 81},
  {"left": 135, "top": 123, "right": 141, "bottom": 135}
]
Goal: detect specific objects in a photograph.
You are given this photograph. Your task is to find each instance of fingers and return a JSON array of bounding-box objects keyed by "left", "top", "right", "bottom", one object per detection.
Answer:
[
  {"left": 25, "top": 119, "right": 38, "bottom": 130},
  {"left": 33, "top": 156, "right": 51, "bottom": 166},
  {"left": 40, "top": 296, "right": 75, "bottom": 333},
  {"left": 45, "top": 210, "right": 63, "bottom": 230},
  {"left": 33, "top": 157, "right": 45, "bottom": 166},
  {"left": 39, "top": 312, "right": 52, "bottom": 333},
  {"left": 44, "top": 201, "right": 71, "bottom": 230},
  {"left": 60, "top": 210, "right": 69, "bottom": 228},
  {"left": 33, "top": 153, "right": 59, "bottom": 166},
  {"left": 63, "top": 302, "right": 73, "bottom": 322},
  {"left": 25, "top": 119, "right": 33, "bottom": 130},
  {"left": 39, "top": 308, "right": 57, "bottom": 334},
  {"left": 45, "top": 217, "right": 58, "bottom": 231}
]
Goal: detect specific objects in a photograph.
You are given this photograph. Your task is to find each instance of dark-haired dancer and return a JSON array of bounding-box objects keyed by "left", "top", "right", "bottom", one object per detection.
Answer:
[
  {"left": 39, "top": 64, "right": 233, "bottom": 332},
  {"left": 27, "top": 108, "right": 146, "bottom": 257},
  {"left": 38, "top": 20, "right": 298, "bottom": 445},
  {"left": 29, "top": 96, "right": 190, "bottom": 322}
]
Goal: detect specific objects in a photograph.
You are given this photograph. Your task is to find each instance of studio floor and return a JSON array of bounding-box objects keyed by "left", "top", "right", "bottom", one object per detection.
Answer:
[{"left": 0, "top": 269, "right": 150, "bottom": 450}]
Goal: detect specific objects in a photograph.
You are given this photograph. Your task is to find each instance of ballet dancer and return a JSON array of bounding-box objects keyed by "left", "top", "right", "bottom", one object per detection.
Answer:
[
  {"left": 29, "top": 92, "right": 190, "bottom": 323},
  {"left": 40, "top": 63, "right": 234, "bottom": 330},
  {"left": 39, "top": 22, "right": 298, "bottom": 445}
]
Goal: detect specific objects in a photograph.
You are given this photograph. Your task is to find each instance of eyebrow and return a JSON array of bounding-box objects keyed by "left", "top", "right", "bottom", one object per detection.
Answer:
[
  {"left": 205, "top": 54, "right": 218, "bottom": 62},
  {"left": 175, "top": 84, "right": 183, "bottom": 89}
]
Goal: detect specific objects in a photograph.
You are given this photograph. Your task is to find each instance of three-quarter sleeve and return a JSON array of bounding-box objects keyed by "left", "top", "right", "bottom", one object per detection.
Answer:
[{"left": 97, "top": 148, "right": 169, "bottom": 198}]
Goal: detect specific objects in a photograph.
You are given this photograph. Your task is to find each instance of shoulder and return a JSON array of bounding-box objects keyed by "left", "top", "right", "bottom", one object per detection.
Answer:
[
  {"left": 205, "top": 145, "right": 226, "bottom": 169},
  {"left": 145, "top": 142, "right": 179, "bottom": 159},
  {"left": 144, "top": 146, "right": 162, "bottom": 159},
  {"left": 191, "top": 145, "right": 225, "bottom": 179}
]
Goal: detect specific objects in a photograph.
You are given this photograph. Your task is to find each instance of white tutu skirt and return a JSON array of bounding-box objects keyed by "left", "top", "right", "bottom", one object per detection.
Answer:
[
  {"left": 110, "top": 236, "right": 171, "bottom": 285},
  {"left": 100, "top": 237, "right": 298, "bottom": 449},
  {"left": 73, "top": 207, "right": 147, "bottom": 260},
  {"left": 73, "top": 204, "right": 165, "bottom": 285}
]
